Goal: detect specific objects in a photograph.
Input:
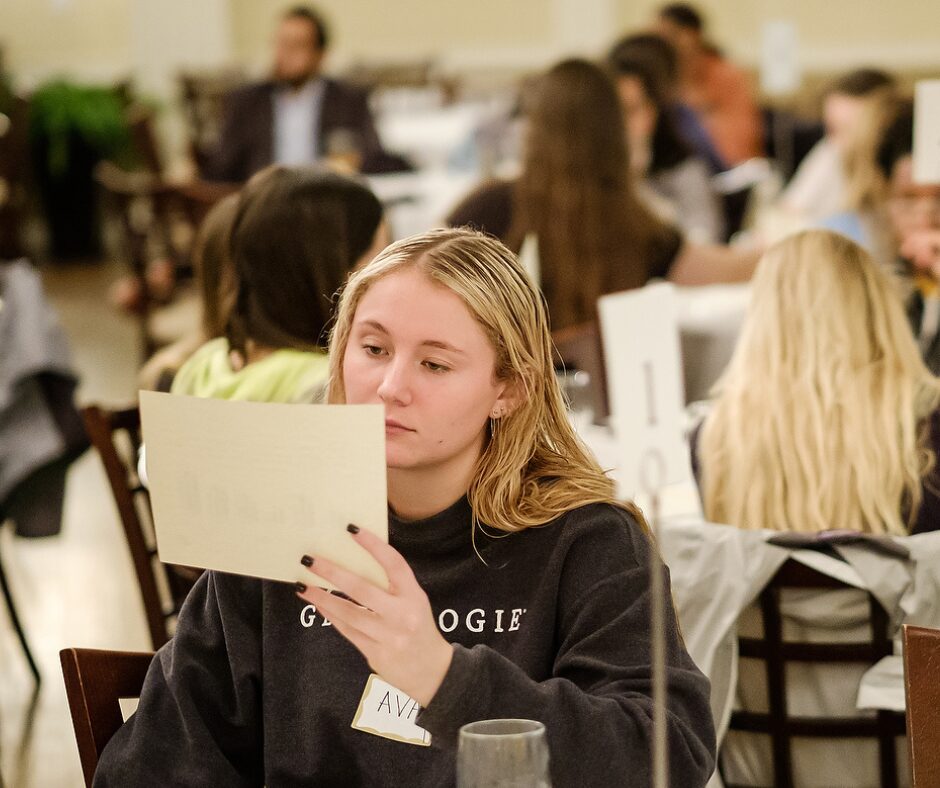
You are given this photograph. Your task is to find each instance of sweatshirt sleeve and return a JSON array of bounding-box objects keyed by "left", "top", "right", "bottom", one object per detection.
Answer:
[
  {"left": 416, "top": 507, "right": 716, "bottom": 788},
  {"left": 93, "top": 571, "right": 265, "bottom": 787}
]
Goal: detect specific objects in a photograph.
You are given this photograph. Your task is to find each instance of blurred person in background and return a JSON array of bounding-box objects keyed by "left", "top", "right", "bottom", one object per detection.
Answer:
[
  {"left": 816, "top": 93, "right": 905, "bottom": 266},
  {"left": 447, "top": 59, "right": 758, "bottom": 332},
  {"left": 872, "top": 102, "right": 940, "bottom": 374},
  {"left": 171, "top": 166, "right": 386, "bottom": 403},
  {"left": 779, "top": 68, "right": 897, "bottom": 224},
  {"left": 138, "top": 191, "right": 240, "bottom": 391},
  {"left": 693, "top": 230, "right": 940, "bottom": 535},
  {"left": 608, "top": 32, "right": 726, "bottom": 174},
  {"left": 204, "top": 6, "right": 402, "bottom": 183},
  {"left": 608, "top": 34, "right": 724, "bottom": 243},
  {"left": 655, "top": 3, "right": 764, "bottom": 166}
]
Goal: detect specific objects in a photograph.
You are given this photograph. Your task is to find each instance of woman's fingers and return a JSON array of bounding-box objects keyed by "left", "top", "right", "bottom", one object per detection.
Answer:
[
  {"left": 346, "top": 526, "right": 418, "bottom": 595},
  {"left": 301, "top": 553, "right": 394, "bottom": 616},
  {"left": 298, "top": 585, "right": 385, "bottom": 644}
]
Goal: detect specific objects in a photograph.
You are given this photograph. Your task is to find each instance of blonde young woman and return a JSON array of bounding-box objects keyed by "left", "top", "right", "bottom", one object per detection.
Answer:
[
  {"left": 694, "top": 229, "right": 940, "bottom": 534},
  {"left": 95, "top": 229, "right": 716, "bottom": 787}
]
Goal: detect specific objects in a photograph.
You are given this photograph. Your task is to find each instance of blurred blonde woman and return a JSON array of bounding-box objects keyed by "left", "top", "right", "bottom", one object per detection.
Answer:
[{"left": 695, "top": 229, "right": 940, "bottom": 534}]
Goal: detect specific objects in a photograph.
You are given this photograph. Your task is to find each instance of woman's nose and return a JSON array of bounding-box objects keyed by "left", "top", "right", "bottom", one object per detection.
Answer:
[{"left": 376, "top": 359, "right": 413, "bottom": 406}]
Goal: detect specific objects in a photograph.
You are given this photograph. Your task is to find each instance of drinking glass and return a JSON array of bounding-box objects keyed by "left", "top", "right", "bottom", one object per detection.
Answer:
[
  {"left": 557, "top": 369, "right": 595, "bottom": 433},
  {"left": 457, "top": 719, "right": 552, "bottom": 788}
]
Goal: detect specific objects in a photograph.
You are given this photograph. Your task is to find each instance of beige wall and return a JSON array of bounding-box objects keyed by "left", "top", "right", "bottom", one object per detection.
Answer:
[
  {"left": 4, "top": 0, "right": 939, "bottom": 90},
  {"left": 229, "top": 0, "right": 558, "bottom": 75},
  {"left": 0, "top": 0, "right": 133, "bottom": 88},
  {"left": 617, "top": 0, "right": 940, "bottom": 70}
]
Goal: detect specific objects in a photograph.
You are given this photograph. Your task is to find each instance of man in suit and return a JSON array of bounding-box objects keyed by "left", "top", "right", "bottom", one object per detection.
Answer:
[{"left": 204, "top": 6, "right": 403, "bottom": 181}]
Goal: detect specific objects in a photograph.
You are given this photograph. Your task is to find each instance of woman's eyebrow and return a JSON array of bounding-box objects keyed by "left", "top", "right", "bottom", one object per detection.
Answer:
[
  {"left": 420, "top": 340, "right": 465, "bottom": 354},
  {"left": 356, "top": 319, "right": 388, "bottom": 334},
  {"left": 357, "top": 319, "right": 465, "bottom": 354}
]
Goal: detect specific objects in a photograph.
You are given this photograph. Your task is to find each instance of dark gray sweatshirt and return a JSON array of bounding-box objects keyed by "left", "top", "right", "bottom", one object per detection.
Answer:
[{"left": 94, "top": 497, "right": 715, "bottom": 787}]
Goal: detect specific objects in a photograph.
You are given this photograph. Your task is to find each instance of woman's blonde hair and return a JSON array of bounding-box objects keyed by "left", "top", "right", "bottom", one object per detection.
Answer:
[
  {"left": 327, "top": 227, "right": 637, "bottom": 533},
  {"left": 699, "top": 229, "right": 940, "bottom": 534}
]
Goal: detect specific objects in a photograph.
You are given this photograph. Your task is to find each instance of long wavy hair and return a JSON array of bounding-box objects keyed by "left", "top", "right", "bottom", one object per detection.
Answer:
[
  {"left": 507, "top": 58, "right": 674, "bottom": 332},
  {"left": 327, "top": 227, "right": 641, "bottom": 533},
  {"left": 699, "top": 230, "right": 940, "bottom": 534}
]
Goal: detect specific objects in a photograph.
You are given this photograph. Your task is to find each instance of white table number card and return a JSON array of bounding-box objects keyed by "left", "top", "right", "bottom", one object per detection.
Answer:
[
  {"left": 139, "top": 391, "right": 389, "bottom": 590},
  {"left": 914, "top": 80, "right": 940, "bottom": 185},
  {"left": 598, "top": 283, "right": 689, "bottom": 499}
]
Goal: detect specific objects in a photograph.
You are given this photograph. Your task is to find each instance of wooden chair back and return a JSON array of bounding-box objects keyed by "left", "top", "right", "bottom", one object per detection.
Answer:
[
  {"left": 60, "top": 647, "right": 154, "bottom": 786},
  {"left": 903, "top": 624, "right": 940, "bottom": 786},
  {"left": 723, "top": 558, "right": 906, "bottom": 788},
  {"left": 178, "top": 68, "right": 246, "bottom": 173},
  {"left": 95, "top": 161, "right": 237, "bottom": 359},
  {"left": 81, "top": 405, "right": 201, "bottom": 649}
]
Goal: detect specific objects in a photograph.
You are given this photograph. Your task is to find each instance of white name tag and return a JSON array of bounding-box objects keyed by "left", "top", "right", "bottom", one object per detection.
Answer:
[{"left": 351, "top": 674, "right": 432, "bottom": 747}]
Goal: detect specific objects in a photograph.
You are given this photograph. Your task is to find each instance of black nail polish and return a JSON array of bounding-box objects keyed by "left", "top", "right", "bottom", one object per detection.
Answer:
[
  {"left": 295, "top": 581, "right": 308, "bottom": 593},
  {"left": 300, "top": 555, "right": 314, "bottom": 567},
  {"left": 347, "top": 523, "right": 361, "bottom": 534}
]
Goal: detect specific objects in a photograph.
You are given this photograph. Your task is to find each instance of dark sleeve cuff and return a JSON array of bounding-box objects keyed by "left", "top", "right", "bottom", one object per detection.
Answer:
[{"left": 416, "top": 644, "right": 483, "bottom": 746}]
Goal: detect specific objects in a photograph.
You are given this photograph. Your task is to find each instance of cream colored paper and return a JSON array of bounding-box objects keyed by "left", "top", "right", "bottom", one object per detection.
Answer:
[{"left": 139, "top": 391, "right": 388, "bottom": 590}]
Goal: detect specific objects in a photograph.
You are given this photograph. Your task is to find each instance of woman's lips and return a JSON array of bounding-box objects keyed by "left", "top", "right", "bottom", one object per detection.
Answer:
[{"left": 384, "top": 419, "right": 415, "bottom": 433}]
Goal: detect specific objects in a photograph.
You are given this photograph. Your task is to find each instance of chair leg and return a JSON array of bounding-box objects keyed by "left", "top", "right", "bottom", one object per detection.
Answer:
[{"left": 0, "top": 551, "right": 42, "bottom": 685}]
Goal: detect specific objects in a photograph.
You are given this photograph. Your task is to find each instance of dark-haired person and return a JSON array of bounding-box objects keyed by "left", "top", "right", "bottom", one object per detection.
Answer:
[
  {"left": 447, "top": 59, "right": 758, "bottom": 332},
  {"left": 870, "top": 102, "right": 940, "bottom": 375},
  {"left": 204, "top": 6, "right": 404, "bottom": 182},
  {"left": 779, "top": 68, "right": 896, "bottom": 223},
  {"left": 655, "top": 3, "right": 763, "bottom": 166},
  {"left": 608, "top": 32, "right": 725, "bottom": 174},
  {"left": 138, "top": 191, "right": 241, "bottom": 391},
  {"left": 609, "top": 36, "right": 723, "bottom": 243},
  {"left": 171, "top": 166, "right": 387, "bottom": 403}
]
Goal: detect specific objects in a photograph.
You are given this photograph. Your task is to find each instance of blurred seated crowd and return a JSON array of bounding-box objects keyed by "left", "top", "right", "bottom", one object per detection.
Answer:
[
  {"left": 3, "top": 2, "right": 940, "bottom": 783},
  {"left": 3, "top": 0, "right": 939, "bottom": 537}
]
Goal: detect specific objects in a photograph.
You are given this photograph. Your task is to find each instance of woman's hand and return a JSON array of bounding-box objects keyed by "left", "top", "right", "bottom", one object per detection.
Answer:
[
  {"left": 296, "top": 526, "right": 454, "bottom": 708},
  {"left": 901, "top": 229, "right": 940, "bottom": 278}
]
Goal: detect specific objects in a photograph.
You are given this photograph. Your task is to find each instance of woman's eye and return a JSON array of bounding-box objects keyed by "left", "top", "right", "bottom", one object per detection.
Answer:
[
  {"left": 363, "top": 344, "right": 385, "bottom": 356},
  {"left": 424, "top": 361, "right": 450, "bottom": 373}
]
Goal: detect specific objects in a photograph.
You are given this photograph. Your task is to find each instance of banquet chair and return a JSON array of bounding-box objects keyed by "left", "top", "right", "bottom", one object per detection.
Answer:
[
  {"left": 721, "top": 558, "right": 906, "bottom": 788},
  {"left": 60, "top": 647, "right": 155, "bottom": 787},
  {"left": 903, "top": 624, "right": 940, "bottom": 787},
  {"left": 96, "top": 161, "right": 239, "bottom": 361},
  {"left": 81, "top": 405, "right": 202, "bottom": 650},
  {"left": 551, "top": 321, "right": 609, "bottom": 422}
]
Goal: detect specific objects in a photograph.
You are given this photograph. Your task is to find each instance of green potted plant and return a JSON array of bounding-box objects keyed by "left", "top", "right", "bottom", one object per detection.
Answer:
[{"left": 29, "top": 79, "right": 132, "bottom": 260}]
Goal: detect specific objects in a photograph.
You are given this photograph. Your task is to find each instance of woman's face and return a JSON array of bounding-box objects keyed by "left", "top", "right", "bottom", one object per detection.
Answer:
[
  {"left": 823, "top": 92, "right": 866, "bottom": 149},
  {"left": 342, "top": 267, "right": 511, "bottom": 473},
  {"left": 616, "top": 75, "right": 658, "bottom": 170}
]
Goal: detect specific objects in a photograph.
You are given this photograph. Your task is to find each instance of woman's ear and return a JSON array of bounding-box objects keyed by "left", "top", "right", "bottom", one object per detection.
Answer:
[{"left": 490, "top": 378, "right": 524, "bottom": 420}]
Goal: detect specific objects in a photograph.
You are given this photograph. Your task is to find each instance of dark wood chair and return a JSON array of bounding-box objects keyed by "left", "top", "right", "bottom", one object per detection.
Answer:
[
  {"left": 721, "top": 558, "right": 906, "bottom": 788},
  {"left": 0, "top": 94, "right": 32, "bottom": 259},
  {"left": 903, "top": 624, "right": 940, "bottom": 787},
  {"left": 178, "top": 68, "right": 247, "bottom": 174},
  {"left": 60, "top": 647, "right": 155, "bottom": 787},
  {"left": 551, "top": 321, "right": 609, "bottom": 423},
  {"left": 95, "top": 160, "right": 238, "bottom": 359},
  {"left": 81, "top": 405, "right": 201, "bottom": 650}
]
